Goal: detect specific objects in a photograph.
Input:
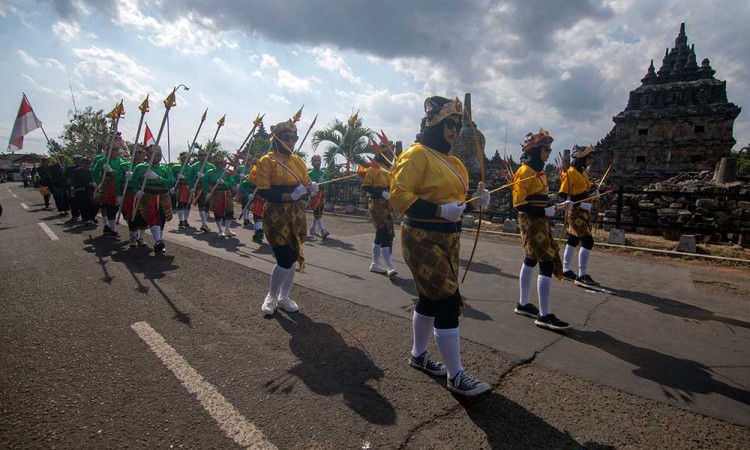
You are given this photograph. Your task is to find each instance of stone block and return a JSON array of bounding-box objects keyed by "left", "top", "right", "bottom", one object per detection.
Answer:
[
  {"left": 738, "top": 201, "right": 750, "bottom": 211},
  {"left": 462, "top": 214, "right": 475, "bottom": 227},
  {"left": 638, "top": 201, "right": 656, "bottom": 209},
  {"left": 607, "top": 228, "right": 626, "bottom": 245},
  {"left": 657, "top": 208, "right": 679, "bottom": 218},
  {"left": 677, "top": 234, "right": 697, "bottom": 253},
  {"left": 503, "top": 219, "right": 519, "bottom": 233},
  {"left": 695, "top": 198, "right": 719, "bottom": 210},
  {"left": 490, "top": 216, "right": 504, "bottom": 224},
  {"left": 344, "top": 205, "right": 357, "bottom": 214},
  {"left": 739, "top": 233, "right": 750, "bottom": 248}
]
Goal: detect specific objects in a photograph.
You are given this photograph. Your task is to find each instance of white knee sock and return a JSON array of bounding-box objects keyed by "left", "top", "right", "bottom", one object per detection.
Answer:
[
  {"left": 110, "top": 222, "right": 117, "bottom": 233},
  {"left": 243, "top": 209, "right": 250, "bottom": 221},
  {"left": 216, "top": 218, "right": 224, "bottom": 233},
  {"left": 254, "top": 220, "right": 263, "bottom": 231},
  {"left": 318, "top": 218, "right": 325, "bottom": 230},
  {"left": 411, "top": 311, "right": 434, "bottom": 358},
  {"left": 280, "top": 263, "right": 297, "bottom": 298},
  {"left": 102, "top": 217, "right": 110, "bottom": 227},
  {"left": 269, "top": 264, "right": 290, "bottom": 298},
  {"left": 138, "top": 229, "right": 146, "bottom": 239},
  {"left": 372, "top": 243, "right": 382, "bottom": 264},
  {"left": 519, "top": 263, "right": 534, "bottom": 305},
  {"left": 184, "top": 209, "right": 191, "bottom": 221},
  {"left": 434, "top": 327, "right": 463, "bottom": 380},
  {"left": 382, "top": 246, "right": 394, "bottom": 270},
  {"left": 538, "top": 275, "right": 552, "bottom": 316},
  {"left": 176, "top": 209, "right": 183, "bottom": 221},
  {"left": 199, "top": 211, "right": 208, "bottom": 227},
  {"left": 578, "top": 248, "right": 591, "bottom": 277},
  {"left": 150, "top": 225, "right": 162, "bottom": 243},
  {"left": 225, "top": 219, "right": 232, "bottom": 233},
  {"left": 130, "top": 231, "right": 138, "bottom": 239},
  {"left": 563, "top": 244, "right": 576, "bottom": 272}
]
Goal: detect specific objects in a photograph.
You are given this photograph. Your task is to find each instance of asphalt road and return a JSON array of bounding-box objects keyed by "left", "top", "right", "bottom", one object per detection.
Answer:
[{"left": 1, "top": 182, "right": 748, "bottom": 449}]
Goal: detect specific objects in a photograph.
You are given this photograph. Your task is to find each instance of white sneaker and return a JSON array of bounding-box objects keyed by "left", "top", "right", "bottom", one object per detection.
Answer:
[
  {"left": 369, "top": 262, "right": 387, "bottom": 274},
  {"left": 261, "top": 294, "right": 277, "bottom": 316},
  {"left": 224, "top": 228, "right": 236, "bottom": 237},
  {"left": 386, "top": 268, "right": 398, "bottom": 278},
  {"left": 277, "top": 296, "right": 299, "bottom": 313},
  {"left": 309, "top": 228, "right": 318, "bottom": 237}
]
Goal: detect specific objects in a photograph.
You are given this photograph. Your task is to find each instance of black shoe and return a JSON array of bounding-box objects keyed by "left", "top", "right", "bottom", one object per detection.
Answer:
[
  {"left": 243, "top": 219, "right": 252, "bottom": 227},
  {"left": 103, "top": 225, "right": 111, "bottom": 234},
  {"left": 562, "top": 270, "right": 577, "bottom": 281},
  {"left": 136, "top": 238, "right": 147, "bottom": 247},
  {"left": 199, "top": 225, "right": 210, "bottom": 233},
  {"left": 534, "top": 314, "right": 570, "bottom": 331},
  {"left": 252, "top": 230, "right": 264, "bottom": 244},
  {"left": 514, "top": 303, "right": 539, "bottom": 318},
  {"left": 154, "top": 240, "right": 166, "bottom": 254},
  {"left": 109, "top": 231, "right": 120, "bottom": 239},
  {"left": 408, "top": 351, "right": 447, "bottom": 376},
  {"left": 575, "top": 274, "right": 600, "bottom": 287},
  {"left": 178, "top": 221, "right": 185, "bottom": 228}
]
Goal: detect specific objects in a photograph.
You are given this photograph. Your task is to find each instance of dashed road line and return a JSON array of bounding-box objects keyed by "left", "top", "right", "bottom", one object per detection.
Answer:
[
  {"left": 20, "top": 202, "right": 29, "bottom": 209},
  {"left": 11, "top": 193, "right": 18, "bottom": 198},
  {"left": 37, "top": 222, "right": 59, "bottom": 241},
  {"left": 131, "top": 322, "right": 277, "bottom": 450}
]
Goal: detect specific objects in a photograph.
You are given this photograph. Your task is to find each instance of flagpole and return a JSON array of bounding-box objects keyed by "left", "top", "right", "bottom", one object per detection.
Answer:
[
  {"left": 95, "top": 100, "right": 125, "bottom": 195},
  {"left": 189, "top": 115, "right": 226, "bottom": 205},
  {"left": 172, "top": 108, "right": 208, "bottom": 191}
]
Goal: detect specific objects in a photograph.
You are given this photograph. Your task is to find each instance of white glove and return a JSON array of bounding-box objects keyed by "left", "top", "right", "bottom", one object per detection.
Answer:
[
  {"left": 591, "top": 189, "right": 600, "bottom": 197},
  {"left": 476, "top": 182, "right": 490, "bottom": 208},
  {"left": 169, "top": 187, "right": 175, "bottom": 195},
  {"left": 381, "top": 191, "right": 391, "bottom": 200},
  {"left": 177, "top": 173, "right": 185, "bottom": 180},
  {"left": 579, "top": 202, "right": 593, "bottom": 211},
  {"left": 196, "top": 171, "right": 205, "bottom": 179},
  {"left": 308, "top": 182, "right": 319, "bottom": 194},
  {"left": 189, "top": 188, "right": 196, "bottom": 195},
  {"left": 544, "top": 206, "right": 557, "bottom": 217},
  {"left": 125, "top": 171, "right": 133, "bottom": 180},
  {"left": 90, "top": 181, "right": 97, "bottom": 187},
  {"left": 558, "top": 200, "right": 574, "bottom": 212},
  {"left": 136, "top": 190, "right": 144, "bottom": 199},
  {"left": 103, "top": 164, "right": 113, "bottom": 173},
  {"left": 290, "top": 184, "right": 307, "bottom": 201},
  {"left": 438, "top": 201, "right": 466, "bottom": 222},
  {"left": 117, "top": 196, "right": 124, "bottom": 204},
  {"left": 216, "top": 178, "right": 225, "bottom": 185},
  {"left": 145, "top": 170, "right": 159, "bottom": 180},
  {"left": 247, "top": 193, "right": 255, "bottom": 202}
]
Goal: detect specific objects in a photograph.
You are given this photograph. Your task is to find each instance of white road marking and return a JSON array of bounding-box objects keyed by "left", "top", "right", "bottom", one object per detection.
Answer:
[
  {"left": 20, "top": 203, "right": 29, "bottom": 209},
  {"left": 12, "top": 193, "right": 18, "bottom": 198},
  {"left": 37, "top": 222, "right": 59, "bottom": 241},
  {"left": 131, "top": 322, "right": 277, "bottom": 450}
]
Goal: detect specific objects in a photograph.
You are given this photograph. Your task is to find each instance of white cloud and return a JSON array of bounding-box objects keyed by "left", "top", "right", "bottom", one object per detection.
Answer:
[
  {"left": 310, "top": 47, "right": 361, "bottom": 84},
  {"left": 51, "top": 20, "right": 80, "bottom": 42},
  {"left": 21, "top": 73, "right": 57, "bottom": 95},
  {"left": 269, "top": 94, "right": 291, "bottom": 105},
  {"left": 71, "top": 46, "right": 154, "bottom": 103},
  {"left": 276, "top": 69, "right": 311, "bottom": 92},
  {"left": 260, "top": 54, "right": 279, "bottom": 69},
  {"left": 212, "top": 56, "right": 232, "bottom": 73},
  {"left": 17, "top": 49, "right": 39, "bottom": 67}
]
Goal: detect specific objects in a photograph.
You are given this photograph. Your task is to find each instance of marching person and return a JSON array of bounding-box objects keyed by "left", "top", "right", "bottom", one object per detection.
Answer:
[
  {"left": 71, "top": 157, "right": 98, "bottom": 224},
  {"left": 559, "top": 145, "right": 600, "bottom": 287},
  {"left": 203, "top": 155, "right": 238, "bottom": 237},
  {"left": 390, "top": 96, "right": 491, "bottom": 397},
  {"left": 92, "top": 140, "right": 126, "bottom": 238},
  {"left": 132, "top": 145, "right": 174, "bottom": 254},
  {"left": 188, "top": 150, "right": 215, "bottom": 233},
  {"left": 50, "top": 155, "right": 70, "bottom": 216},
  {"left": 172, "top": 152, "right": 193, "bottom": 229},
  {"left": 66, "top": 155, "right": 84, "bottom": 220},
  {"left": 36, "top": 156, "right": 54, "bottom": 210},
  {"left": 118, "top": 146, "right": 148, "bottom": 247},
  {"left": 236, "top": 158, "right": 256, "bottom": 227},
  {"left": 247, "top": 163, "right": 266, "bottom": 244},
  {"left": 362, "top": 150, "right": 397, "bottom": 277},
  {"left": 307, "top": 154, "right": 329, "bottom": 238},
  {"left": 512, "top": 129, "right": 571, "bottom": 331},
  {"left": 256, "top": 119, "right": 316, "bottom": 316}
]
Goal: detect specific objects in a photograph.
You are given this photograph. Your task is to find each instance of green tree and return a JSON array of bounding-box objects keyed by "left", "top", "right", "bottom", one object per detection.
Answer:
[
  {"left": 58, "top": 106, "right": 110, "bottom": 159},
  {"left": 311, "top": 117, "right": 374, "bottom": 173},
  {"left": 737, "top": 143, "right": 750, "bottom": 176}
]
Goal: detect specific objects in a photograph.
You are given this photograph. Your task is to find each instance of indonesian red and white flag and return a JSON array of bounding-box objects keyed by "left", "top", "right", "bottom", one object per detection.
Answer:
[
  {"left": 8, "top": 94, "right": 43, "bottom": 152},
  {"left": 143, "top": 123, "right": 155, "bottom": 146}
]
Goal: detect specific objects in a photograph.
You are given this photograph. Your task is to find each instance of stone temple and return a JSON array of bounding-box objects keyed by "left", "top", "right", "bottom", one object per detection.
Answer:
[{"left": 592, "top": 23, "right": 741, "bottom": 178}]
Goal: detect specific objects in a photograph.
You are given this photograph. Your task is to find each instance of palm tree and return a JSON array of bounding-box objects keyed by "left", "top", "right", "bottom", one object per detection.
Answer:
[{"left": 311, "top": 116, "right": 374, "bottom": 174}]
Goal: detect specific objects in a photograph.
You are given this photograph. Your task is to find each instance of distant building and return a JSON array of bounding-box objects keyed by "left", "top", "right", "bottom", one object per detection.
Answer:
[{"left": 592, "top": 23, "right": 741, "bottom": 178}]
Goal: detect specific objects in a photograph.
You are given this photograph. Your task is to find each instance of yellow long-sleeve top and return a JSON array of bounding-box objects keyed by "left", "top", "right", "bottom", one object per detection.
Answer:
[
  {"left": 255, "top": 150, "right": 310, "bottom": 203},
  {"left": 390, "top": 143, "right": 468, "bottom": 222},
  {"left": 512, "top": 163, "right": 549, "bottom": 215},
  {"left": 558, "top": 167, "right": 592, "bottom": 202},
  {"left": 362, "top": 166, "right": 391, "bottom": 198}
]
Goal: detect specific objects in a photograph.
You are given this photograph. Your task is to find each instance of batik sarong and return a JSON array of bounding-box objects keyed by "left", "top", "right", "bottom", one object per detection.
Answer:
[
  {"left": 566, "top": 207, "right": 592, "bottom": 238},
  {"left": 263, "top": 201, "right": 307, "bottom": 272},
  {"left": 518, "top": 212, "right": 563, "bottom": 280},
  {"left": 400, "top": 223, "right": 460, "bottom": 300}
]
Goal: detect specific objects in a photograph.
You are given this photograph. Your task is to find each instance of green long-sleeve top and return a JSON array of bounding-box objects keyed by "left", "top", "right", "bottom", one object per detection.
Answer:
[
  {"left": 237, "top": 166, "right": 256, "bottom": 197},
  {"left": 202, "top": 167, "right": 237, "bottom": 192},
  {"left": 91, "top": 156, "right": 123, "bottom": 184},
  {"left": 188, "top": 161, "right": 216, "bottom": 190},
  {"left": 171, "top": 162, "right": 192, "bottom": 185},
  {"left": 115, "top": 159, "right": 140, "bottom": 196},
  {"left": 131, "top": 162, "right": 174, "bottom": 191}
]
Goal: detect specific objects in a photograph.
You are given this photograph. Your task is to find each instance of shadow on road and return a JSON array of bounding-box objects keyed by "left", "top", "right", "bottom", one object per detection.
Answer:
[
  {"left": 272, "top": 312, "right": 396, "bottom": 425},
  {"left": 459, "top": 258, "right": 517, "bottom": 279},
  {"left": 461, "top": 392, "right": 615, "bottom": 449},
  {"left": 609, "top": 288, "right": 750, "bottom": 330},
  {"left": 570, "top": 330, "right": 750, "bottom": 406}
]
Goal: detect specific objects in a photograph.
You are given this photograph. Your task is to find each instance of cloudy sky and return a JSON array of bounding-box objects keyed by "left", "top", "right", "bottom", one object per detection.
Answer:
[{"left": 1, "top": 0, "right": 748, "bottom": 163}]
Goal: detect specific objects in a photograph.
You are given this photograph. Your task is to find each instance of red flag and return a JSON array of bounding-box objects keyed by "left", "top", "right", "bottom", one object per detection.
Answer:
[
  {"left": 143, "top": 123, "right": 155, "bottom": 146},
  {"left": 8, "top": 94, "right": 43, "bottom": 152}
]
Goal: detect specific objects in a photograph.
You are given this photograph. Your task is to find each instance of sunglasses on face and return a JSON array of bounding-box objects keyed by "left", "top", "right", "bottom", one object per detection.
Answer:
[
  {"left": 445, "top": 120, "right": 462, "bottom": 131},
  {"left": 279, "top": 134, "right": 299, "bottom": 143}
]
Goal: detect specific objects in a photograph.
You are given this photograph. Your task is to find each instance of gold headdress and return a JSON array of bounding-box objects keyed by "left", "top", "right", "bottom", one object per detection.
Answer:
[
  {"left": 521, "top": 128, "right": 554, "bottom": 152},
  {"left": 571, "top": 144, "right": 594, "bottom": 159},
  {"left": 424, "top": 97, "right": 463, "bottom": 127}
]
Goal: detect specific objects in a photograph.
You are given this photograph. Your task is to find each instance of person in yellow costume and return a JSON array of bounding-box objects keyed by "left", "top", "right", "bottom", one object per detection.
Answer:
[
  {"left": 255, "top": 119, "right": 317, "bottom": 316},
  {"left": 558, "top": 145, "right": 600, "bottom": 287},
  {"left": 511, "top": 129, "right": 571, "bottom": 331},
  {"left": 361, "top": 150, "right": 396, "bottom": 277},
  {"left": 390, "top": 96, "right": 491, "bottom": 397}
]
